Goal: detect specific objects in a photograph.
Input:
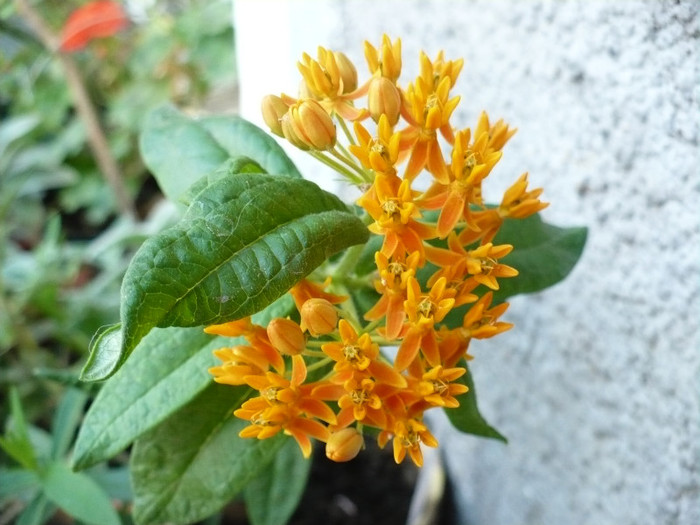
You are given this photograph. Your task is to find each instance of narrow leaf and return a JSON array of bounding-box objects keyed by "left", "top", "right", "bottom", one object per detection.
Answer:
[
  {"left": 140, "top": 105, "right": 301, "bottom": 203},
  {"left": 73, "top": 327, "right": 227, "bottom": 469},
  {"left": 131, "top": 383, "right": 286, "bottom": 525},
  {"left": 444, "top": 361, "right": 507, "bottom": 442},
  {"left": 244, "top": 438, "right": 311, "bottom": 525},
  {"left": 50, "top": 387, "right": 88, "bottom": 459},
  {"left": 41, "top": 462, "right": 120, "bottom": 525},
  {"left": 0, "top": 388, "right": 37, "bottom": 471},
  {"left": 16, "top": 493, "right": 55, "bottom": 525},
  {"left": 82, "top": 174, "right": 368, "bottom": 381}
]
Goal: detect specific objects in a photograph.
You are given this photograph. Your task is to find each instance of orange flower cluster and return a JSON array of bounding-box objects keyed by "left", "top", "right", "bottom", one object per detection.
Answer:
[{"left": 208, "top": 36, "right": 548, "bottom": 467}]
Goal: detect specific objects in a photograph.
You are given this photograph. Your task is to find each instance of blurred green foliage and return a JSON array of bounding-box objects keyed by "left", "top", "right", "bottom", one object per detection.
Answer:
[{"left": 0, "top": 1, "right": 236, "bottom": 523}]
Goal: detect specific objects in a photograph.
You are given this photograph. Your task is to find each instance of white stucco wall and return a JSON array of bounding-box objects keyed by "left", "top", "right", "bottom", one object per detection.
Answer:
[{"left": 234, "top": 1, "right": 700, "bottom": 523}]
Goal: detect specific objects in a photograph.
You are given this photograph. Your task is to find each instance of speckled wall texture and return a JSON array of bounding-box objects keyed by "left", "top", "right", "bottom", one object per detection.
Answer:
[{"left": 235, "top": 1, "right": 699, "bottom": 523}]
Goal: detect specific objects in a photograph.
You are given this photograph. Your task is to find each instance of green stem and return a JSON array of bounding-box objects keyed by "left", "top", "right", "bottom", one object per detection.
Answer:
[
  {"left": 305, "top": 357, "right": 332, "bottom": 373},
  {"left": 329, "top": 148, "right": 373, "bottom": 183},
  {"left": 303, "top": 349, "right": 327, "bottom": 358},
  {"left": 333, "top": 243, "right": 365, "bottom": 281},
  {"left": 362, "top": 317, "right": 384, "bottom": 335},
  {"left": 337, "top": 116, "right": 356, "bottom": 146},
  {"left": 309, "top": 151, "right": 364, "bottom": 185}
]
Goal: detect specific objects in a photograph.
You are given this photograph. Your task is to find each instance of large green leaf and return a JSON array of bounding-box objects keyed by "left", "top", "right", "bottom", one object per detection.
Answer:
[
  {"left": 244, "top": 438, "right": 312, "bottom": 525},
  {"left": 131, "top": 383, "right": 287, "bottom": 525},
  {"left": 444, "top": 361, "right": 506, "bottom": 442},
  {"left": 81, "top": 174, "right": 368, "bottom": 381},
  {"left": 491, "top": 214, "right": 587, "bottom": 303},
  {"left": 73, "top": 327, "right": 227, "bottom": 470},
  {"left": 140, "top": 105, "right": 301, "bottom": 203},
  {"left": 41, "top": 462, "right": 121, "bottom": 525}
]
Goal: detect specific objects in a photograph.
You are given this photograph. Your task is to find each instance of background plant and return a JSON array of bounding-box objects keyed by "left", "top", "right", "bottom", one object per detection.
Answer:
[{"left": 0, "top": 1, "right": 236, "bottom": 523}]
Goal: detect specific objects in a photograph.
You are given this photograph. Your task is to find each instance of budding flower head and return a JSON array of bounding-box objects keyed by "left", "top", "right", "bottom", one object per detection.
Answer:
[
  {"left": 282, "top": 99, "right": 336, "bottom": 151},
  {"left": 326, "top": 427, "right": 364, "bottom": 462},
  {"left": 368, "top": 76, "right": 401, "bottom": 126},
  {"left": 267, "top": 318, "right": 306, "bottom": 356},
  {"left": 300, "top": 298, "right": 338, "bottom": 336},
  {"left": 261, "top": 95, "right": 288, "bottom": 137}
]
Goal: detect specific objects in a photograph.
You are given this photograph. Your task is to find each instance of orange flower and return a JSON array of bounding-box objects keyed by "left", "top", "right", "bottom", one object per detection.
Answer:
[
  {"left": 205, "top": 317, "right": 284, "bottom": 373},
  {"left": 235, "top": 355, "right": 335, "bottom": 458},
  {"left": 60, "top": 0, "right": 128, "bottom": 52},
  {"left": 400, "top": 51, "right": 463, "bottom": 182},
  {"left": 389, "top": 417, "right": 438, "bottom": 467},
  {"left": 297, "top": 46, "right": 367, "bottom": 120},
  {"left": 364, "top": 34, "right": 402, "bottom": 82},
  {"left": 289, "top": 278, "right": 347, "bottom": 312},
  {"left": 395, "top": 277, "right": 455, "bottom": 371},
  {"left": 321, "top": 320, "right": 405, "bottom": 387},
  {"left": 415, "top": 365, "right": 469, "bottom": 408},
  {"left": 499, "top": 173, "right": 549, "bottom": 219},
  {"left": 349, "top": 115, "right": 402, "bottom": 178},
  {"left": 209, "top": 345, "right": 274, "bottom": 386},
  {"left": 425, "top": 236, "right": 517, "bottom": 291},
  {"left": 359, "top": 177, "right": 435, "bottom": 261},
  {"left": 364, "top": 251, "right": 421, "bottom": 340},
  {"left": 461, "top": 292, "right": 512, "bottom": 339}
]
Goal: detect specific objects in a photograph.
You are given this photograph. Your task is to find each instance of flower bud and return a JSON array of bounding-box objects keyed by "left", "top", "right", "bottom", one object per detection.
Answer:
[
  {"left": 261, "top": 95, "right": 288, "bottom": 137},
  {"left": 281, "top": 112, "right": 310, "bottom": 151},
  {"left": 267, "top": 318, "right": 306, "bottom": 356},
  {"left": 300, "top": 298, "right": 338, "bottom": 336},
  {"left": 326, "top": 427, "right": 364, "bottom": 462},
  {"left": 283, "top": 99, "right": 336, "bottom": 151},
  {"left": 334, "top": 51, "right": 358, "bottom": 93},
  {"left": 368, "top": 77, "right": 401, "bottom": 126}
]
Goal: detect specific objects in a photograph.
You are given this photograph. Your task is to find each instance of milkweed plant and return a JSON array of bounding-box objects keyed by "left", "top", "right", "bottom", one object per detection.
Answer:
[{"left": 73, "top": 35, "right": 586, "bottom": 525}]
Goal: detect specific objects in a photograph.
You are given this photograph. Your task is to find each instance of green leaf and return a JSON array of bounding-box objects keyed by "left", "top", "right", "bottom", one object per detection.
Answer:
[
  {"left": 50, "top": 387, "right": 88, "bottom": 459},
  {"left": 80, "top": 323, "right": 122, "bottom": 382},
  {"left": 73, "top": 327, "right": 226, "bottom": 470},
  {"left": 131, "top": 383, "right": 287, "bottom": 525},
  {"left": 490, "top": 214, "right": 587, "bottom": 303},
  {"left": 140, "top": 105, "right": 301, "bottom": 203},
  {"left": 0, "top": 467, "right": 40, "bottom": 501},
  {"left": 244, "top": 437, "right": 311, "bottom": 525},
  {"left": 16, "top": 493, "right": 55, "bottom": 525},
  {"left": 445, "top": 361, "right": 507, "bottom": 442},
  {"left": 82, "top": 174, "right": 368, "bottom": 381},
  {"left": 41, "top": 462, "right": 121, "bottom": 525},
  {"left": 0, "top": 388, "right": 37, "bottom": 471}
]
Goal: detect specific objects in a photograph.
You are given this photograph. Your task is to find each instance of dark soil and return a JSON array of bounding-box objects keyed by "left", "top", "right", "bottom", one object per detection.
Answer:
[{"left": 222, "top": 440, "right": 457, "bottom": 525}]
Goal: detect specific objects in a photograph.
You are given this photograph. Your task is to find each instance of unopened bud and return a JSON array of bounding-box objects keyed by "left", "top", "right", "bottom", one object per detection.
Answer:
[
  {"left": 368, "top": 77, "right": 401, "bottom": 126},
  {"left": 261, "top": 95, "right": 288, "bottom": 137},
  {"left": 281, "top": 112, "right": 310, "bottom": 151},
  {"left": 334, "top": 51, "right": 358, "bottom": 94},
  {"left": 267, "top": 318, "right": 306, "bottom": 356},
  {"left": 300, "top": 298, "right": 338, "bottom": 336},
  {"left": 283, "top": 99, "right": 336, "bottom": 151},
  {"left": 326, "top": 427, "right": 364, "bottom": 462}
]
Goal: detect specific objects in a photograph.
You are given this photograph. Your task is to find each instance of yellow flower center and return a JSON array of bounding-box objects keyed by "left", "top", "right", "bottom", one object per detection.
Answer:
[
  {"left": 261, "top": 386, "right": 282, "bottom": 404},
  {"left": 418, "top": 297, "right": 436, "bottom": 320},
  {"left": 343, "top": 344, "right": 363, "bottom": 363}
]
